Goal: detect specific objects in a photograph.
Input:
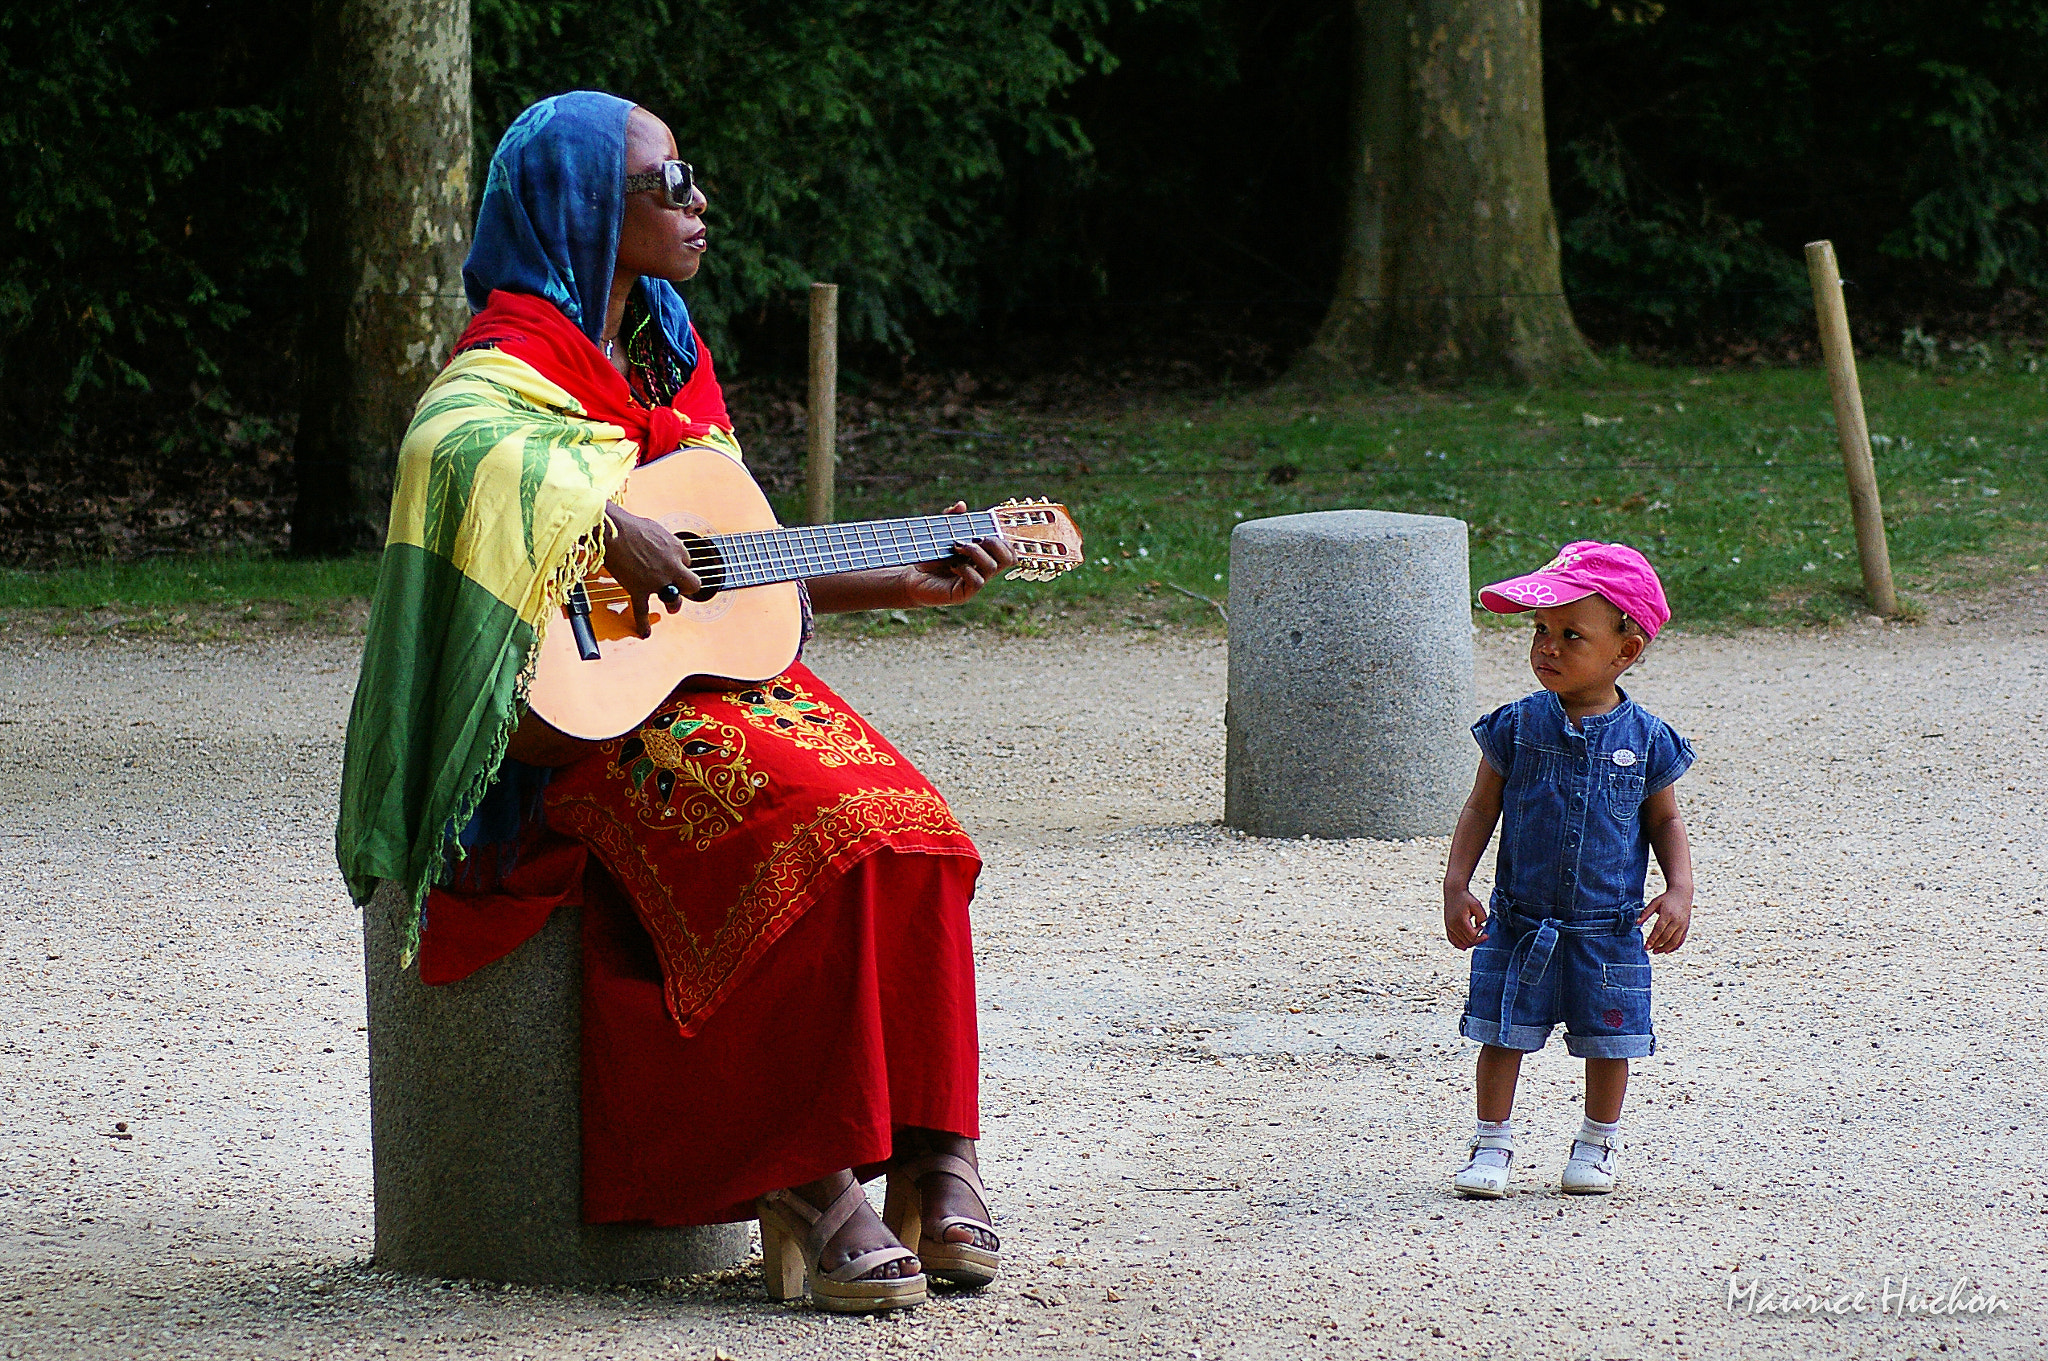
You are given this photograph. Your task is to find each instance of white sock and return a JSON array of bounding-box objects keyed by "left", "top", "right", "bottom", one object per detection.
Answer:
[
  {"left": 1574, "top": 1116, "right": 1620, "bottom": 1156},
  {"left": 1472, "top": 1119, "right": 1514, "bottom": 1168}
]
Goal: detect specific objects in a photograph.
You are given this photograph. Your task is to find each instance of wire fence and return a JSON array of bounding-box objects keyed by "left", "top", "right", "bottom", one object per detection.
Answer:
[
  {"left": 806, "top": 421, "right": 2036, "bottom": 485},
  {"left": 331, "top": 281, "right": 1830, "bottom": 307}
]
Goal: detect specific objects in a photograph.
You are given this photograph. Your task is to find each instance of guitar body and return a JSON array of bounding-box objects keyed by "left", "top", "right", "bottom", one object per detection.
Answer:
[
  {"left": 523, "top": 453, "right": 1082, "bottom": 745},
  {"left": 525, "top": 447, "right": 804, "bottom": 741}
]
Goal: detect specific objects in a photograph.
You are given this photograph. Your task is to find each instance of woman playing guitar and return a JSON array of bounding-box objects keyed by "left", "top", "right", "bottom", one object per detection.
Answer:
[{"left": 338, "top": 92, "right": 1011, "bottom": 1313}]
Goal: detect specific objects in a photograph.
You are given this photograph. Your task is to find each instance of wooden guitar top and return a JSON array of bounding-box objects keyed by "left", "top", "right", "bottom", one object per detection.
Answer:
[{"left": 524, "top": 447, "right": 804, "bottom": 741}]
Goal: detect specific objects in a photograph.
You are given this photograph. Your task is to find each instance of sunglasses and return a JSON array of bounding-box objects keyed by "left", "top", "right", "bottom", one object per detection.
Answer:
[{"left": 623, "top": 159, "right": 696, "bottom": 209}]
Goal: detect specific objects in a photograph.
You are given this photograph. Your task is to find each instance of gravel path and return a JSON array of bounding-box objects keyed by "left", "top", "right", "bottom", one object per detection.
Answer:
[{"left": 1, "top": 583, "right": 2044, "bottom": 1360}]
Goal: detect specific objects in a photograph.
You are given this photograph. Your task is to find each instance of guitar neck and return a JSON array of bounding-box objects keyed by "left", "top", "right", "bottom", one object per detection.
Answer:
[{"left": 700, "top": 511, "right": 1005, "bottom": 591}]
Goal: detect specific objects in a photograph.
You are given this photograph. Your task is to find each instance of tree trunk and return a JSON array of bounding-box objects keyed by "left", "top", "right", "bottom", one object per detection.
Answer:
[
  {"left": 1295, "top": 0, "right": 1591, "bottom": 384},
  {"left": 292, "top": 0, "right": 472, "bottom": 556}
]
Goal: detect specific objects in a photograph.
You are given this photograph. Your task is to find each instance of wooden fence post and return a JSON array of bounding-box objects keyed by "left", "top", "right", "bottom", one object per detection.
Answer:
[
  {"left": 1804, "top": 241, "right": 1899, "bottom": 617},
  {"left": 806, "top": 283, "right": 839, "bottom": 525}
]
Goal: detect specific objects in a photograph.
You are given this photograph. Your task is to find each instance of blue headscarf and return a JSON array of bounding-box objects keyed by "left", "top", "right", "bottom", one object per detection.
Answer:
[{"left": 464, "top": 90, "right": 698, "bottom": 371}]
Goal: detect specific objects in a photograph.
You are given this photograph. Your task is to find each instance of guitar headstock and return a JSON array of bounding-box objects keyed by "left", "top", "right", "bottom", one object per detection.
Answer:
[{"left": 990, "top": 498, "right": 1084, "bottom": 582}]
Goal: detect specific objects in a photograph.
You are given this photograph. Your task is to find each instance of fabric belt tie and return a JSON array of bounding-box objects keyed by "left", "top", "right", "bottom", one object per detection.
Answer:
[
  {"left": 1492, "top": 902, "right": 1636, "bottom": 1044},
  {"left": 1498, "top": 917, "right": 1560, "bottom": 1045}
]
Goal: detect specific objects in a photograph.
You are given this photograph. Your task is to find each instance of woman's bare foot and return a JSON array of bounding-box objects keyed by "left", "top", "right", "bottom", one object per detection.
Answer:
[
  {"left": 787, "top": 1170, "right": 921, "bottom": 1279},
  {"left": 894, "top": 1129, "right": 999, "bottom": 1252}
]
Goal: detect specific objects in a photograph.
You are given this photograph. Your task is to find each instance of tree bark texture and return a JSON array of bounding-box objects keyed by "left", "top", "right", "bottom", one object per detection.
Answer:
[
  {"left": 1296, "top": 0, "right": 1591, "bottom": 384},
  {"left": 293, "top": 0, "right": 472, "bottom": 556}
]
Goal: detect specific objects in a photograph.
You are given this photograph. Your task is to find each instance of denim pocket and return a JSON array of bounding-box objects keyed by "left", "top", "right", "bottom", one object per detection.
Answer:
[
  {"left": 1606, "top": 770, "right": 1646, "bottom": 821},
  {"left": 1464, "top": 942, "right": 1512, "bottom": 1025},
  {"left": 1601, "top": 962, "right": 1652, "bottom": 992},
  {"left": 1471, "top": 943, "right": 1511, "bottom": 972}
]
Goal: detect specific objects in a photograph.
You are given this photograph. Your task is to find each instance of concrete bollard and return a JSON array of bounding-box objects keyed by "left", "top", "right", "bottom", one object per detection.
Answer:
[
  {"left": 1225, "top": 510, "right": 1473, "bottom": 839},
  {"left": 363, "top": 882, "right": 747, "bottom": 1284}
]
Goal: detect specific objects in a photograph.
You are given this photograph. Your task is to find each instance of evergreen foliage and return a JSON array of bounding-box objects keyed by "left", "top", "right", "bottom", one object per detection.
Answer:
[
  {"left": 472, "top": 0, "right": 1115, "bottom": 349},
  {"left": 0, "top": 1, "right": 304, "bottom": 434},
  {"left": 1546, "top": 0, "right": 2048, "bottom": 330},
  {"left": 9, "top": 0, "right": 2048, "bottom": 464}
]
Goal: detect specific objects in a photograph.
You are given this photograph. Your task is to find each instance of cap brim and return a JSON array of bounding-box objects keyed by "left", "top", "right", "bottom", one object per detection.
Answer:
[{"left": 1478, "top": 577, "right": 1598, "bottom": 614}]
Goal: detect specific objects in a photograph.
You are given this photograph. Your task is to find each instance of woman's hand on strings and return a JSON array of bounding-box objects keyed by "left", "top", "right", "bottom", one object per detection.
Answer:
[
  {"left": 899, "top": 502, "right": 1019, "bottom": 608},
  {"left": 603, "top": 504, "right": 702, "bottom": 637}
]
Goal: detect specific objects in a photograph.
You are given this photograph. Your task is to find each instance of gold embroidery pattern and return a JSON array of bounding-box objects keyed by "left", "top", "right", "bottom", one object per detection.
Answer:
[
  {"left": 733, "top": 674, "right": 897, "bottom": 768},
  {"left": 730, "top": 787, "right": 966, "bottom": 935},
  {"left": 608, "top": 708, "right": 766, "bottom": 850},
  {"left": 663, "top": 787, "right": 970, "bottom": 1026},
  {"left": 547, "top": 796, "right": 715, "bottom": 969},
  {"left": 545, "top": 661, "right": 979, "bottom": 1037}
]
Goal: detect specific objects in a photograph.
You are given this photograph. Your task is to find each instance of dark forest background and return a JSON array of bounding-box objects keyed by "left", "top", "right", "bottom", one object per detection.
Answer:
[{"left": 7, "top": 0, "right": 2048, "bottom": 561}]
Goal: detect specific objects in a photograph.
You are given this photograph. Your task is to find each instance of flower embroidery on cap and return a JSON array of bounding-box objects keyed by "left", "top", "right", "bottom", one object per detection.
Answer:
[
  {"left": 1502, "top": 582, "right": 1563, "bottom": 605},
  {"left": 1612, "top": 748, "right": 1637, "bottom": 767}
]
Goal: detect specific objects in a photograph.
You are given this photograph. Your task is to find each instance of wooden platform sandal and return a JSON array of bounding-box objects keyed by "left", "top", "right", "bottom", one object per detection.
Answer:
[
  {"left": 881, "top": 1153, "right": 1001, "bottom": 1288},
  {"left": 756, "top": 1182, "right": 927, "bottom": 1313}
]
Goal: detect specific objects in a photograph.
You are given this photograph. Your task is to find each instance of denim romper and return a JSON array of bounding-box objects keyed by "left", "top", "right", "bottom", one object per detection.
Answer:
[{"left": 1459, "top": 687, "right": 1695, "bottom": 1058}]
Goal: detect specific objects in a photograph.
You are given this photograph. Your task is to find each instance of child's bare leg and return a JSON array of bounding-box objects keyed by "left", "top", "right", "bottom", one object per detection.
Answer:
[
  {"left": 1456, "top": 1045, "right": 1525, "bottom": 1197},
  {"left": 1476, "top": 1044, "right": 1523, "bottom": 1121},
  {"left": 1584, "top": 1057, "right": 1628, "bottom": 1124},
  {"left": 1563, "top": 1058, "right": 1629, "bottom": 1194}
]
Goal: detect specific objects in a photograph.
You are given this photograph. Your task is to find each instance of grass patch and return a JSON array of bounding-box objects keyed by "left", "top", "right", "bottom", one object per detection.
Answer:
[
  {"left": 0, "top": 552, "right": 381, "bottom": 612},
  {"left": 795, "top": 357, "right": 2048, "bottom": 631},
  {"left": 7, "top": 358, "right": 2045, "bottom": 634}
]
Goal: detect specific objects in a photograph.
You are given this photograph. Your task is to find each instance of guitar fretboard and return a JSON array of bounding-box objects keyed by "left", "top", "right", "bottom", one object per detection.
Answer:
[{"left": 692, "top": 511, "right": 1005, "bottom": 591}]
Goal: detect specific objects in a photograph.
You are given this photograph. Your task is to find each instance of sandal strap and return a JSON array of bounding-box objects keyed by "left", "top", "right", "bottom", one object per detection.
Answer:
[
  {"left": 822, "top": 1244, "right": 920, "bottom": 1285},
  {"left": 805, "top": 1178, "right": 874, "bottom": 1262},
  {"left": 896, "top": 1152, "right": 989, "bottom": 1201},
  {"left": 764, "top": 1179, "right": 881, "bottom": 1266},
  {"left": 761, "top": 1187, "right": 822, "bottom": 1229},
  {"left": 928, "top": 1212, "right": 1000, "bottom": 1244}
]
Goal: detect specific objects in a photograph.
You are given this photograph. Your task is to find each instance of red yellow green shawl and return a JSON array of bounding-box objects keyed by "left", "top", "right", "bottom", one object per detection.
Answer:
[{"left": 335, "top": 292, "right": 739, "bottom": 962}]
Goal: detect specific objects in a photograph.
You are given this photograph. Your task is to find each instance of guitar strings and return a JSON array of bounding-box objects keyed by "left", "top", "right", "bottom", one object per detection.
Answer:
[{"left": 570, "top": 510, "right": 1029, "bottom": 606}]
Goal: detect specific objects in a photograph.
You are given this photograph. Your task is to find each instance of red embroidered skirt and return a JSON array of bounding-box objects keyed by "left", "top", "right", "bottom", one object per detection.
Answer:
[
  {"left": 543, "top": 664, "right": 979, "bottom": 1037},
  {"left": 418, "top": 663, "right": 983, "bottom": 1225},
  {"left": 580, "top": 847, "right": 980, "bottom": 1224}
]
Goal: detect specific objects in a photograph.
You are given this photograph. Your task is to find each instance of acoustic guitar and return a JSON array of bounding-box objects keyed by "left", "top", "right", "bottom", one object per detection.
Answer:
[{"left": 524, "top": 445, "right": 1084, "bottom": 741}]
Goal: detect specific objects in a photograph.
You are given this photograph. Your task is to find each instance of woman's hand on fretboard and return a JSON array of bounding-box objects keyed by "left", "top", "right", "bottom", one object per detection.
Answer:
[
  {"left": 897, "top": 502, "right": 1020, "bottom": 607},
  {"left": 805, "top": 503, "right": 1020, "bottom": 614}
]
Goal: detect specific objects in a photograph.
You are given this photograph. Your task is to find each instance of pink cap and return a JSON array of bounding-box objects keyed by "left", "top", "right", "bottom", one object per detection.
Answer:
[{"left": 1479, "top": 540, "right": 1671, "bottom": 640}]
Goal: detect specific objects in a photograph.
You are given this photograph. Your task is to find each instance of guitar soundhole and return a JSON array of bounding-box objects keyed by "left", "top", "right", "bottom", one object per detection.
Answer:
[{"left": 677, "top": 532, "right": 727, "bottom": 602}]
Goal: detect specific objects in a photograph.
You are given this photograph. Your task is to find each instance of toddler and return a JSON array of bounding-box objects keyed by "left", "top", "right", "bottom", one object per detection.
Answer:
[{"left": 1443, "top": 541, "right": 1696, "bottom": 1197}]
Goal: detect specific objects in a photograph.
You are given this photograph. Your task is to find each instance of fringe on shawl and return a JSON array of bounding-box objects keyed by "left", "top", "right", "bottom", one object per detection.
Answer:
[{"left": 395, "top": 506, "right": 621, "bottom": 968}]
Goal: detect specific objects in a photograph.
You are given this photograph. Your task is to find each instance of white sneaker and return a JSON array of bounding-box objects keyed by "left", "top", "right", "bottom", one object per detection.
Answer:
[
  {"left": 1452, "top": 1134, "right": 1515, "bottom": 1199},
  {"left": 1560, "top": 1132, "right": 1619, "bottom": 1194}
]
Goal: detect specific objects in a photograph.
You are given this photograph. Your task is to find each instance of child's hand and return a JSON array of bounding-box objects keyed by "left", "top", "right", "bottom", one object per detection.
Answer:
[
  {"left": 1444, "top": 887, "right": 1489, "bottom": 949},
  {"left": 1442, "top": 762, "right": 1502, "bottom": 951},
  {"left": 1640, "top": 889, "right": 1692, "bottom": 953}
]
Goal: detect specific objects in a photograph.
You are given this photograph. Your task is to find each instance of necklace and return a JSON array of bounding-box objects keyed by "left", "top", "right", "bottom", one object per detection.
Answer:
[{"left": 602, "top": 334, "right": 618, "bottom": 360}]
